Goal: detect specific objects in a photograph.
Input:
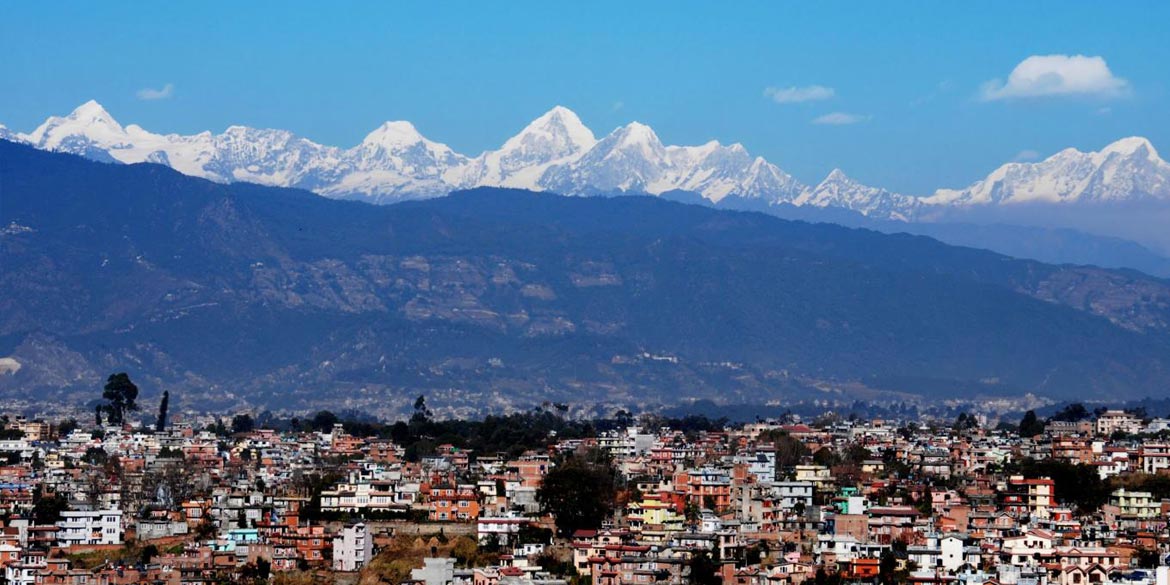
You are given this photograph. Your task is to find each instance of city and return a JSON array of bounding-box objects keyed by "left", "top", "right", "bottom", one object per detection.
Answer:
[
  {"left": 3, "top": 3, "right": 1170, "bottom": 585},
  {"left": 0, "top": 386, "right": 1166, "bottom": 585}
]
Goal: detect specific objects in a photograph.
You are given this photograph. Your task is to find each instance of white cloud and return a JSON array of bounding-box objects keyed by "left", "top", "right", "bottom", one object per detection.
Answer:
[
  {"left": 811, "top": 112, "right": 868, "bottom": 125},
  {"left": 136, "top": 83, "right": 175, "bottom": 101},
  {"left": 765, "top": 85, "right": 835, "bottom": 104},
  {"left": 1012, "top": 149, "right": 1041, "bottom": 162},
  {"left": 612, "top": 101, "right": 624, "bottom": 112},
  {"left": 980, "top": 55, "right": 1129, "bottom": 101}
]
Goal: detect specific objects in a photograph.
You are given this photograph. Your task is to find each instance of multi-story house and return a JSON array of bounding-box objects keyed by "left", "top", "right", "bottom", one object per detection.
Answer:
[
  {"left": 1137, "top": 443, "right": 1170, "bottom": 474},
  {"left": 428, "top": 484, "right": 480, "bottom": 521},
  {"left": 54, "top": 509, "right": 122, "bottom": 548},
  {"left": 1109, "top": 488, "right": 1160, "bottom": 519},
  {"left": 1001, "top": 476, "right": 1054, "bottom": 519},
  {"left": 1095, "top": 411, "right": 1142, "bottom": 437},
  {"left": 332, "top": 522, "right": 373, "bottom": 572}
]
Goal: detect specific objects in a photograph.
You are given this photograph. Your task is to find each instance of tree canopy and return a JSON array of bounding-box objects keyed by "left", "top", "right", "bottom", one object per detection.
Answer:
[
  {"left": 537, "top": 450, "right": 617, "bottom": 537},
  {"left": 101, "top": 372, "right": 140, "bottom": 426},
  {"left": 1018, "top": 410, "right": 1044, "bottom": 437}
]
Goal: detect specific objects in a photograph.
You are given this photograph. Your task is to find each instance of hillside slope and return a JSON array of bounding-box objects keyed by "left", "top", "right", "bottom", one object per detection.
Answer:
[{"left": 3, "top": 141, "right": 1170, "bottom": 414}]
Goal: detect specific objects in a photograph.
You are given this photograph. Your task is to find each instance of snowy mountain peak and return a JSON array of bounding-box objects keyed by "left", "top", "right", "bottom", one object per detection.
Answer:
[
  {"left": 362, "top": 120, "right": 429, "bottom": 148},
  {"left": 443, "top": 106, "right": 597, "bottom": 191},
  {"left": 528, "top": 105, "right": 585, "bottom": 131},
  {"left": 822, "top": 168, "right": 852, "bottom": 183},
  {"left": 22, "top": 99, "right": 132, "bottom": 154},
  {"left": 68, "top": 100, "right": 117, "bottom": 124},
  {"left": 1100, "top": 136, "right": 1159, "bottom": 160},
  {"left": 795, "top": 169, "right": 920, "bottom": 221},
  {"left": 499, "top": 106, "right": 596, "bottom": 156},
  {"left": 600, "top": 122, "right": 667, "bottom": 164},
  {"left": 928, "top": 136, "right": 1170, "bottom": 206},
  {"left": 694, "top": 140, "right": 723, "bottom": 153},
  {"left": 614, "top": 121, "right": 659, "bottom": 144},
  {"left": 544, "top": 104, "right": 576, "bottom": 116}
]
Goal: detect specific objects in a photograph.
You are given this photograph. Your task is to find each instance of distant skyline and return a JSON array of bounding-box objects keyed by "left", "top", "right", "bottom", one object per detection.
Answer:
[{"left": 2, "top": 1, "right": 1168, "bottom": 194}]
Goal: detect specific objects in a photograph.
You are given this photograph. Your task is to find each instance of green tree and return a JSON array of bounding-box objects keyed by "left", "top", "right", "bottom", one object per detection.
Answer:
[
  {"left": 194, "top": 516, "right": 217, "bottom": 540},
  {"left": 1018, "top": 410, "right": 1044, "bottom": 437},
  {"left": 687, "top": 550, "right": 721, "bottom": 585},
  {"left": 879, "top": 549, "right": 898, "bottom": 585},
  {"left": 101, "top": 372, "right": 140, "bottom": 425},
  {"left": 239, "top": 559, "right": 271, "bottom": 584},
  {"left": 411, "top": 396, "right": 433, "bottom": 426},
  {"left": 813, "top": 447, "right": 839, "bottom": 467},
  {"left": 1007, "top": 457, "right": 1108, "bottom": 513},
  {"left": 537, "top": 451, "right": 617, "bottom": 537},
  {"left": 953, "top": 412, "right": 978, "bottom": 432},
  {"left": 517, "top": 524, "right": 554, "bottom": 545},
  {"left": 1133, "top": 548, "right": 1160, "bottom": 569},
  {"left": 155, "top": 391, "right": 170, "bottom": 432},
  {"left": 764, "top": 432, "right": 810, "bottom": 474},
  {"left": 1052, "top": 403, "right": 1089, "bottom": 422},
  {"left": 311, "top": 410, "right": 339, "bottom": 432},
  {"left": 32, "top": 488, "right": 70, "bottom": 524},
  {"left": 140, "top": 544, "right": 159, "bottom": 564},
  {"left": 745, "top": 544, "right": 765, "bottom": 566},
  {"left": 82, "top": 446, "right": 109, "bottom": 465},
  {"left": 844, "top": 444, "right": 870, "bottom": 466},
  {"left": 57, "top": 418, "right": 79, "bottom": 437},
  {"left": 232, "top": 414, "right": 256, "bottom": 434}
]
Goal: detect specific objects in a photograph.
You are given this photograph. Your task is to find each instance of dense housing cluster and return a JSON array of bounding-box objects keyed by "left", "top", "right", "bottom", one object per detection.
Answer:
[{"left": 0, "top": 404, "right": 1167, "bottom": 585}]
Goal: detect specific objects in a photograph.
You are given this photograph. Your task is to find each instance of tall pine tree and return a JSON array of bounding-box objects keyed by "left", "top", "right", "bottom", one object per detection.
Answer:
[{"left": 156, "top": 391, "right": 169, "bottom": 432}]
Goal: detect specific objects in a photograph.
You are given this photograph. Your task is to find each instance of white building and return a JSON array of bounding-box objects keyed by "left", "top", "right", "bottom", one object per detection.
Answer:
[
  {"left": 478, "top": 515, "right": 526, "bottom": 546},
  {"left": 773, "top": 482, "right": 814, "bottom": 511},
  {"left": 739, "top": 449, "right": 777, "bottom": 483},
  {"left": 5, "top": 561, "right": 44, "bottom": 585},
  {"left": 333, "top": 523, "right": 373, "bottom": 572},
  {"left": 412, "top": 557, "right": 456, "bottom": 585},
  {"left": 908, "top": 534, "right": 970, "bottom": 573},
  {"left": 1139, "top": 444, "right": 1170, "bottom": 475},
  {"left": 816, "top": 533, "right": 888, "bottom": 562},
  {"left": 55, "top": 509, "right": 123, "bottom": 547},
  {"left": 1096, "top": 411, "right": 1142, "bottom": 436}
]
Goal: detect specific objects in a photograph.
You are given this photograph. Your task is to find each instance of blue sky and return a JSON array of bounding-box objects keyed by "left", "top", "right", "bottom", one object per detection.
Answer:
[{"left": 2, "top": 2, "right": 1168, "bottom": 194}]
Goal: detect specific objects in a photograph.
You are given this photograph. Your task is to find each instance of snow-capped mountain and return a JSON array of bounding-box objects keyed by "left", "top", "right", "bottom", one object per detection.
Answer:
[
  {"left": 321, "top": 121, "right": 468, "bottom": 202},
  {"left": 541, "top": 122, "right": 672, "bottom": 195},
  {"left": 203, "top": 126, "right": 344, "bottom": 191},
  {"left": 797, "top": 169, "right": 920, "bottom": 221},
  {"left": 11, "top": 101, "right": 823, "bottom": 210},
  {"left": 450, "top": 105, "right": 596, "bottom": 190},
  {"left": 539, "top": 122, "right": 807, "bottom": 204},
  {"left": 6, "top": 101, "right": 1169, "bottom": 224},
  {"left": 15, "top": 100, "right": 329, "bottom": 183},
  {"left": 666, "top": 141, "right": 806, "bottom": 204},
  {"left": 928, "top": 137, "right": 1170, "bottom": 206}
]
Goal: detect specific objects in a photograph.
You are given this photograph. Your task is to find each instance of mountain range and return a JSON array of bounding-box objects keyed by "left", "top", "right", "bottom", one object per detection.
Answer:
[
  {"left": 9, "top": 101, "right": 1170, "bottom": 277},
  {"left": 4, "top": 141, "right": 1170, "bottom": 415},
  {"left": 9, "top": 101, "right": 1170, "bottom": 217}
]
